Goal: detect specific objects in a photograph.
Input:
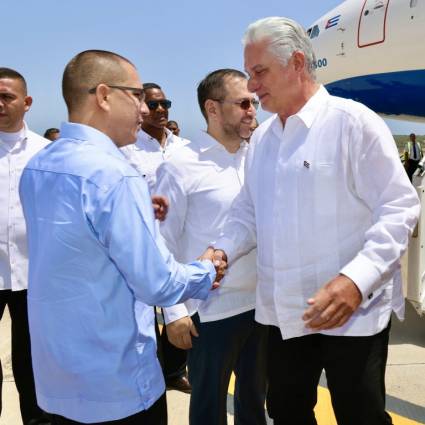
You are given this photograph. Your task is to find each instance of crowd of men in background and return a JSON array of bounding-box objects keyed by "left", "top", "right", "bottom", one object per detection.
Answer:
[{"left": 0, "top": 15, "right": 421, "bottom": 425}]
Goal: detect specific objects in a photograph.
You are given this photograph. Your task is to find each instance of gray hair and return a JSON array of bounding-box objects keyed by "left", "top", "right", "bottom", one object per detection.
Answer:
[{"left": 243, "top": 17, "right": 316, "bottom": 80}]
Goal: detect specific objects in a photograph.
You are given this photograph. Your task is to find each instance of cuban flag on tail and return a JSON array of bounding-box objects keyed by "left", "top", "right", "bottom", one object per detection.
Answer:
[{"left": 325, "top": 15, "right": 341, "bottom": 29}]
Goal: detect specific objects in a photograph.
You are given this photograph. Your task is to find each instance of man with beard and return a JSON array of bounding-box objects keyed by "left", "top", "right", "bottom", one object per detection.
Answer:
[
  {"left": 156, "top": 69, "right": 268, "bottom": 425},
  {"left": 121, "top": 83, "right": 192, "bottom": 394}
]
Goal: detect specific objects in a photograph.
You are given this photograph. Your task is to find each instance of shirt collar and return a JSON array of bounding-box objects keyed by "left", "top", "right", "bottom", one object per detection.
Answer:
[
  {"left": 0, "top": 121, "right": 29, "bottom": 151},
  {"left": 195, "top": 130, "right": 248, "bottom": 155},
  {"left": 135, "top": 128, "right": 175, "bottom": 151},
  {"left": 294, "top": 85, "right": 329, "bottom": 129},
  {"left": 60, "top": 122, "right": 124, "bottom": 160},
  {"left": 197, "top": 131, "right": 221, "bottom": 153}
]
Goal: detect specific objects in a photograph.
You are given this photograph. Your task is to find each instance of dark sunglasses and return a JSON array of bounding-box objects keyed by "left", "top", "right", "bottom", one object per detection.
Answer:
[
  {"left": 146, "top": 99, "right": 172, "bottom": 110},
  {"left": 212, "top": 98, "right": 259, "bottom": 111}
]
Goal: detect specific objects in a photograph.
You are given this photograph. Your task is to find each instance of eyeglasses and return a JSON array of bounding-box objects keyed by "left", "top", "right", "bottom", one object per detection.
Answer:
[
  {"left": 146, "top": 99, "right": 172, "bottom": 110},
  {"left": 88, "top": 85, "right": 145, "bottom": 102},
  {"left": 212, "top": 98, "right": 259, "bottom": 110}
]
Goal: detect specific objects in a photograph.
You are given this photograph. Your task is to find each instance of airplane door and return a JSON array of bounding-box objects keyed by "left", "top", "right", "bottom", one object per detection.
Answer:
[{"left": 358, "top": 0, "right": 390, "bottom": 47}]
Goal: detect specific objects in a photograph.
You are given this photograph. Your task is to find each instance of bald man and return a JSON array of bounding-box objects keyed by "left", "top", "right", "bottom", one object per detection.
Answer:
[{"left": 19, "top": 50, "right": 225, "bottom": 425}]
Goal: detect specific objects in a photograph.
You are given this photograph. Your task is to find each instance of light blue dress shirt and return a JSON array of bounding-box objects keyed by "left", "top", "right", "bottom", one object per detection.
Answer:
[{"left": 19, "top": 122, "right": 215, "bottom": 423}]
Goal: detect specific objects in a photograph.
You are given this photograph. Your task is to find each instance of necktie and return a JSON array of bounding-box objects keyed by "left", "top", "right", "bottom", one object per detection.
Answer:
[{"left": 413, "top": 142, "right": 418, "bottom": 160}]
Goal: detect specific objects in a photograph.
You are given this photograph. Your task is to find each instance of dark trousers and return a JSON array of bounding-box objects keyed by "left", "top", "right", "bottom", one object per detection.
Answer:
[
  {"left": 154, "top": 309, "right": 187, "bottom": 380},
  {"left": 49, "top": 392, "right": 167, "bottom": 424},
  {"left": 0, "top": 289, "right": 47, "bottom": 424},
  {"left": 406, "top": 159, "right": 420, "bottom": 181},
  {"left": 188, "top": 310, "right": 268, "bottom": 425},
  {"left": 267, "top": 324, "right": 393, "bottom": 425}
]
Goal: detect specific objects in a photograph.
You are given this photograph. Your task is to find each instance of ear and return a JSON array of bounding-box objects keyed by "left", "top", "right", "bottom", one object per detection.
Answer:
[
  {"left": 204, "top": 99, "right": 218, "bottom": 120},
  {"left": 95, "top": 84, "right": 111, "bottom": 111},
  {"left": 292, "top": 51, "right": 306, "bottom": 73},
  {"left": 23, "top": 96, "right": 33, "bottom": 112}
]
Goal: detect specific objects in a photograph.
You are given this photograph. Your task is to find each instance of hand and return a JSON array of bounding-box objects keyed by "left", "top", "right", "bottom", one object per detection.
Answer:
[
  {"left": 198, "top": 247, "right": 228, "bottom": 290},
  {"left": 166, "top": 316, "right": 198, "bottom": 349},
  {"left": 151, "top": 195, "right": 169, "bottom": 221},
  {"left": 302, "top": 274, "right": 362, "bottom": 331}
]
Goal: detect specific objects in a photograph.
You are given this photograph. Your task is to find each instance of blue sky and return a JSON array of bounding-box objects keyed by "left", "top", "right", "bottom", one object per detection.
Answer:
[{"left": 3, "top": 0, "right": 425, "bottom": 139}]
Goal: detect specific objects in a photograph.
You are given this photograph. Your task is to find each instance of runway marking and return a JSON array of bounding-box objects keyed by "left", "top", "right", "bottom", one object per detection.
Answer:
[{"left": 228, "top": 374, "right": 424, "bottom": 425}]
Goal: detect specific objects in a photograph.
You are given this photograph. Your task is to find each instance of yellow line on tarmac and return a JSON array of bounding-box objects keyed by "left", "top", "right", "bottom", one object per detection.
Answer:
[{"left": 228, "top": 374, "right": 423, "bottom": 425}]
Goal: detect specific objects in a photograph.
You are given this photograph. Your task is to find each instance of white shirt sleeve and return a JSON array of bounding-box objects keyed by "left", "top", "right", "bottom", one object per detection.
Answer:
[
  {"left": 155, "top": 161, "right": 187, "bottom": 256},
  {"left": 216, "top": 143, "right": 258, "bottom": 264},
  {"left": 340, "top": 110, "right": 420, "bottom": 305},
  {"left": 155, "top": 160, "right": 191, "bottom": 322}
]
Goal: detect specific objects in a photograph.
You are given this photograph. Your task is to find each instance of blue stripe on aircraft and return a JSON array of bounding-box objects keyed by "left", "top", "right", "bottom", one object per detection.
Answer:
[{"left": 325, "top": 69, "right": 425, "bottom": 119}]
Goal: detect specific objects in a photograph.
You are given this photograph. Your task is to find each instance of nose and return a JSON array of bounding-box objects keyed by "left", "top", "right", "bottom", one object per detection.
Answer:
[
  {"left": 246, "top": 104, "right": 256, "bottom": 116},
  {"left": 247, "top": 76, "right": 259, "bottom": 94},
  {"left": 156, "top": 102, "right": 165, "bottom": 113}
]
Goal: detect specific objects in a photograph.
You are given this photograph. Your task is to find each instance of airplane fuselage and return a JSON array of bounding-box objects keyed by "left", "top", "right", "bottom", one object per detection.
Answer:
[{"left": 309, "top": 0, "right": 425, "bottom": 122}]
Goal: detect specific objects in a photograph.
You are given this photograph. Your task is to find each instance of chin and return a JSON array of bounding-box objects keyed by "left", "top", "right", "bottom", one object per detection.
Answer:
[{"left": 260, "top": 102, "right": 275, "bottom": 114}]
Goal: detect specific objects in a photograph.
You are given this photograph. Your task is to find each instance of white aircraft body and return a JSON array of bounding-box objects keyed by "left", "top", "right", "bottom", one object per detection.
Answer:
[{"left": 308, "top": 0, "right": 425, "bottom": 314}]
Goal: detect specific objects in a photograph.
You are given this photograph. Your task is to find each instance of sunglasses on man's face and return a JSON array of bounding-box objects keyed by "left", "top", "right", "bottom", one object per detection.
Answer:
[
  {"left": 146, "top": 99, "right": 172, "bottom": 110},
  {"left": 212, "top": 98, "right": 259, "bottom": 111}
]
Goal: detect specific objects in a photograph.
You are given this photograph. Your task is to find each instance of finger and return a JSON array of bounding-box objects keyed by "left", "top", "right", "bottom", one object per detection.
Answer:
[
  {"left": 302, "top": 301, "right": 329, "bottom": 322},
  {"left": 190, "top": 323, "right": 199, "bottom": 338},
  {"left": 215, "top": 269, "right": 226, "bottom": 283},
  {"left": 169, "top": 337, "right": 184, "bottom": 350},
  {"left": 302, "top": 290, "right": 332, "bottom": 321},
  {"left": 181, "top": 333, "right": 192, "bottom": 349},
  {"left": 306, "top": 305, "right": 344, "bottom": 329},
  {"left": 324, "top": 309, "right": 353, "bottom": 330},
  {"left": 213, "top": 249, "right": 227, "bottom": 267},
  {"left": 199, "top": 246, "right": 215, "bottom": 261},
  {"left": 211, "top": 281, "right": 220, "bottom": 290}
]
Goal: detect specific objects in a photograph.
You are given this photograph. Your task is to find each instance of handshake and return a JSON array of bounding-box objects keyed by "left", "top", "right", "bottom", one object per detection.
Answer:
[
  {"left": 151, "top": 195, "right": 228, "bottom": 289},
  {"left": 199, "top": 247, "right": 228, "bottom": 289}
]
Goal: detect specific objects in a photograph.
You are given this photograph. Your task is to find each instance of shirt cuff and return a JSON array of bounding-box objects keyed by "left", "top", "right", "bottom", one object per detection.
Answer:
[
  {"left": 192, "top": 259, "right": 216, "bottom": 300},
  {"left": 340, "top": 254, "right": 383, "bottom": 309},
  {"left": 163, "top": 304, "right": 190, "bottom": 325}
]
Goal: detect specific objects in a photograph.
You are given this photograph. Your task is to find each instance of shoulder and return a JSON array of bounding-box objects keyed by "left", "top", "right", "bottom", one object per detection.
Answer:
[
  {"left": 27, "top": 138, "right": 141, "bottom": 190},
  {"left": 159, "top": 142, "right": 199, "bottom": 177},
  {"left": 26, "top": 129, "right": 50, "bottom": 151},
  {"left": 325, "top": 95, "right": 382, "bottom": 129},
  {"left": 172, "top": 134, "right": 190, "bottom": 147}
]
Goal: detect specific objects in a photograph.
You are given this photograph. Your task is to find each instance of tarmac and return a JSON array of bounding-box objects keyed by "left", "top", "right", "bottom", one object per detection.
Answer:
[{"left": 1, "top": 265, "right": 424, "bottom": 424}]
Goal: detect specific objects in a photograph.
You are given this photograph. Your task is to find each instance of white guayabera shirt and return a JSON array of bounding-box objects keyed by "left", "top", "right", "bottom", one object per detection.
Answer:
[
  {"left": 0, "top": 123, "right": 48, "bottom": 291},
  {"left": 121, "top": 128, "right": 189, "bottom": 193},
  {"left": 156, "top": 132, "right": 257, "bottom": 324},
  {"left": 217, "top": 86, "right": 420, "bottom": 340}
]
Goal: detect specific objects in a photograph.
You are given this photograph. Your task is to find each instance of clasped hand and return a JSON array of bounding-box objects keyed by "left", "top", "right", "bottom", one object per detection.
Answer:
[
  {"left": 198, "top": 247, "right": 228, "bottom": 290},
  {"left": 151, "top": 195, "right": 169, "bottom": 221}
]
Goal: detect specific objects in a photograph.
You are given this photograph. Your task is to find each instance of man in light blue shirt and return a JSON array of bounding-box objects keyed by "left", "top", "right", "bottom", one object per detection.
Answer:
[{"left": 19, "top": 50, "right": 221, "bottom": 425}]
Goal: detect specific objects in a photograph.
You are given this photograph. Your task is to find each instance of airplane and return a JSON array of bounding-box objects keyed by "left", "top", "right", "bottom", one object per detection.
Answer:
[{"left": 308, "top": 0, "right": 425, "bottom": 315}]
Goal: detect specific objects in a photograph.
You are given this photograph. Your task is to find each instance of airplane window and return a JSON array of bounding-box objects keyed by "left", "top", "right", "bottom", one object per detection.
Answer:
[
  {"left": 308, "top": 25, "right": 320, "bottom": 39},
  {"left": 410, "top": 0, "right": 418, "bottom": 7}
]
